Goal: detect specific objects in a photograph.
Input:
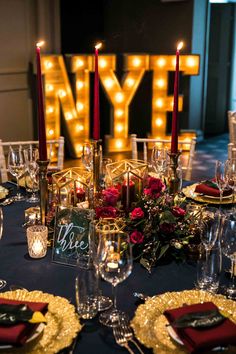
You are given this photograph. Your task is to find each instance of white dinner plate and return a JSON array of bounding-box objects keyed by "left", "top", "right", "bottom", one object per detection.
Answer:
[{"left": 0, "top": 322, "right": 45, "bottom": 350}]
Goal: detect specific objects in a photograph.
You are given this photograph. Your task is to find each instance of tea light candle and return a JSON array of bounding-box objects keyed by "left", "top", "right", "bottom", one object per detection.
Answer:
[
  {"left": 27, "top": 225, "right": 48, "bottom": 258},
  {"left": 32, "top": 239, "right": 44, "bottom": 254}
]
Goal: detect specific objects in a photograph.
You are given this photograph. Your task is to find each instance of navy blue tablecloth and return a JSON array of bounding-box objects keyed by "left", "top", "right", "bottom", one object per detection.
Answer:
[{"left": 0, "top": 185, "right": 229, "bottom": 354}]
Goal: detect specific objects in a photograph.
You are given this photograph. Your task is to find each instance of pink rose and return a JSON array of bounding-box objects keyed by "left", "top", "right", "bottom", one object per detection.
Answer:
[
  {"left": 95, "top": 206, "right": 118, "bottom": 219},
  {"left": 102, "top": 187, "right": 120, "bottom": 206},
  {"left": 130, "top": 207, "right": 144, "bottom": 220},
  {"left": 172, "top": 206, "right": 186, "bottom": 218},
  {"left": 159, "top": 222, "right": 175, "bottom": 234},
  {"left": 130, "top": 230, "right": 144, "bottom": 244}
]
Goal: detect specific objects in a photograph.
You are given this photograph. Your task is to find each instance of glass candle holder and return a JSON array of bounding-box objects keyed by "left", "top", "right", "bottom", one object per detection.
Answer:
[
  {"left": 27, "top": 225, "right": 48, "bottom": 259},
  {"left": 52, "top": 167, "right": 92, "bottom": 207}
]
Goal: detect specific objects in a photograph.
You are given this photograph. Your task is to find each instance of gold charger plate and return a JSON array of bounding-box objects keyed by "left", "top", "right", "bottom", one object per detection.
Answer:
[
  {"left": 182, "top": 183, "right": 234, "bottom": 205},
  {"left": 0, "top": 290, "right": 82, "bottom": 354},
  {"left": 131, "top": 290, "right": 236, "bottom": 354},
  {"left": 0, "top": 186, "right": 8, "bottom": 200}
]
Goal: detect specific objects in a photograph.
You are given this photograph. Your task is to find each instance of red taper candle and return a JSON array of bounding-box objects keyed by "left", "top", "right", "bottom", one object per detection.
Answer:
[
  {"left": 93, "top": 42, "right": 102, "bottom": 141},
  {"left": 36, "top": 41, "right": 47, "bottom": 161},
  {"left": 171, "top": 41, "right": 183, "bottom": 154}
]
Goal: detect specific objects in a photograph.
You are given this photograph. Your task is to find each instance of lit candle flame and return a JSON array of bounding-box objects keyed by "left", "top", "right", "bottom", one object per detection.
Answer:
[
  {"left": 177, "top": 41, "right": 184, "bottom": 51},
  {"left": 36, "top": 41, "right": 45, "bottom": 48},
  {"left": 95, "top": 42, "right": 102, "bottom": 50}
]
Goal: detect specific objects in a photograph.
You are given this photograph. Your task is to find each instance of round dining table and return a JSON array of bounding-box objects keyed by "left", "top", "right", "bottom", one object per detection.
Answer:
[{"left": 0, "top": 183, "right": 231, "bottom": 354}]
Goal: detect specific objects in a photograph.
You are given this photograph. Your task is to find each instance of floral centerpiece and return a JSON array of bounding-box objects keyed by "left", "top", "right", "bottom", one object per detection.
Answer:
[{"left": 95, "top": 176, "right": 201, "bottom": 272}]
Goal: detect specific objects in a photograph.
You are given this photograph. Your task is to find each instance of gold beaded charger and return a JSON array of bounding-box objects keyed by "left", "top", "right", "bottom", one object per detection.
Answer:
[
  {"left": 0, "top": 290, "right": 82, "bottom": 354},
  {"left": 131, "top": 290, "right": 236, "bottom": 354},
  {"left": 0, "top": 186, "right": 8, "bottom": 200},
  {"left": 182, "top": 183, "right": 234, "bottom": 205}
]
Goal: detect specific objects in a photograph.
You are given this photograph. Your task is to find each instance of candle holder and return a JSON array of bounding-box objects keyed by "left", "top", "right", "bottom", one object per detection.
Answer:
[
  {"left": 52, "top": 167, "right": 92, "bottom": 208},
  {"left": 26, "top": 225, "right": 48, "bottom": 259},
  {"left": 37, "top": 160, "right": 50, "bottom": 226},
  {"left": 91, "top": 140, "right": 102, "bottom": 196},
  {"left": 106, "top": 160, "right": 148, "bottom": 211},
  {"left": 167, "top": 151, "right": 181, "bottom": 195}
]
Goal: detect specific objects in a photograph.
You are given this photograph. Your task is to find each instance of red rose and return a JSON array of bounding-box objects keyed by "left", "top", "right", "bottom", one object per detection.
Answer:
[
  {"left": 144, "top": 177, "right": 165, "bottom": 198},
  {"left": 95, "top": 206, "right": 118, "bottom": 219},
  {"left": 130, "top": 207, "right": 144, "bottom": 220},
  {"left": 102, "top": 187, "right": 120, "bottom": 206},
  {"left": 160, "top": 222, "right": 175, "bottom": 234},
  {"left": 130, "top": 230, "right": 144, "bottom": 244},
  {"left": 172, "top": 206, "right": 186, "bottom": 218}
]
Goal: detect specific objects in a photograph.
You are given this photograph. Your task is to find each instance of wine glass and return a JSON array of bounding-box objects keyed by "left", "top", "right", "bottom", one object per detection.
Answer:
[
  {"left": 82, "top": 143, "right": 93, "bottom": 171},
  {"left": 8, "top": 147, "right": 25, "bottom": 201},
  {"left": 23, "top": 147, "right": 39, "bottom": 203},
  {"left": 0, "top": 207, "right": 6, "bottom": 290},
  {"left": 215, "top": 160, "right": 227, "bottom": 207},
  {"left": 97, "top": 231, "right": 133, "bottom": 327},
  {"left": 224, "top": 158, "right": 236, "bottom": 205},
  {"left": 151, "top": 145, "right": 167, "bottom": 178},
  {"left": 196, "top": 210, "right": 221, "bottom": 291},
  {"left": 221, "top": 217, "right": 236, "bottom": 299},
  {"left": 88, "top": 221, "right": 113, "bottom": 312}
]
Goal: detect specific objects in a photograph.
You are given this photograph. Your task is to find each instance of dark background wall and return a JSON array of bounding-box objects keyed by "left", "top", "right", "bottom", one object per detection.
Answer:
[{"left": 60, "top": 0, "right": 197, "bottom": 141}]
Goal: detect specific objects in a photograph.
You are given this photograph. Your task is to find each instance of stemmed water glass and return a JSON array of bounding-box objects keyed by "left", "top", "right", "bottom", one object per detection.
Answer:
[
  {"left": 82, "top": 143, "right": 93, "bottom": 171},
  {"left": 221, "top": 217, "right": 236, "bottom": 299},
  {"left": 23, "top": 147, "right": 39, "bottom": 203},
  {"left": 0, "top": 208, "right": 6, "bottom": 290},
  {"left": 224, "top": 158, "right": 236, "bottom": 205},
  {"left": 89, "top": 222, "right": 113, "bottom": 312},
  {"left": 215, "top": 160, "right": 228, "bottom": 207},
  {"left": 97, "top": 231, "right": 133, "bottom": 327},
  {"left": 151, "top": 145, "right": 167, "bottom": 178},
  {"left": 8, "top": 147, "right": 25, "bottom": 201},
  {"left": 197, "top": 210, "right": 221, "bottom": 291}
]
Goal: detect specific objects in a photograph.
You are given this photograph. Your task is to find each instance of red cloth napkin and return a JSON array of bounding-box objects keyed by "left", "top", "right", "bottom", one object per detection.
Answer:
[
  {"left": 164, "top": 302, "right": 236, "bottom": 353},
  {"left": 195, "top": 180, "right": 232, "bottom": 197},
  {"left": 0, "top": 298, "right": 48, "bottom": 346}
]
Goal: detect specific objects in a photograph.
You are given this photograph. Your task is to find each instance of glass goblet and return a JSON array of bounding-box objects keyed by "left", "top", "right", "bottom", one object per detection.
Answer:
[
  {"left": 23, "top": 147, "right": 39, "bottom": 203},
  {"left": 97, "top": 231, "right": 133, "bottom": 327},
  {"left": 215, "top": 160, "right": 227, "bottom": 208},
  {"left": 82, "top": 143, "right": 93, "bottom": 171},
  {"left": 0, "top": 208, "right": 6, "bottom": 290},
  {"left": 151, "top": 145, "right": 167, "bottom": 178},
  {"left": 89, "top": 221, "right": 113, "bottom": 312},
  {"left": 221, "top": 217, "right": 236, "bottom": 299},
  {"left": 196, "top": 211, "right": 221, "bottom": 291},
  {"left": 8, "top": 147, "right": 25, "bottom": 201}
]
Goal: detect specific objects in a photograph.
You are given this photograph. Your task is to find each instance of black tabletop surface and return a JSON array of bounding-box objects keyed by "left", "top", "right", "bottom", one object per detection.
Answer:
[{"left": 0, "top": 184, "right": 231, "bottom": 354}]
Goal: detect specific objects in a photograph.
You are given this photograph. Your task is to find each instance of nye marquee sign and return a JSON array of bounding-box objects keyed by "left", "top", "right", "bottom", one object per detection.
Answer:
[{"left": 41, "top": 54, "right": 199, "bottom": 157}]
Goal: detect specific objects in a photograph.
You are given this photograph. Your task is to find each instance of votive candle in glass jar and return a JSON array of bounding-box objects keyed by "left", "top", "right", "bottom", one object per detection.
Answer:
[{"left": 27, "top": 225, "right": 48, "bottom": 258}]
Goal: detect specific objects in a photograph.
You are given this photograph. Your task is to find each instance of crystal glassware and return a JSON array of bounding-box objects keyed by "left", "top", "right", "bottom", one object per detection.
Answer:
[
  {"left": 151, "top": 145, "right": 167, "bottom": 178},
  {"left": 221, "top": 217, "right": 236, "bottom": 299},
  {"left": 0, "top": 208, "right": 6, "bottom": 289},
  {"left": 215, "top": 160, "right": 227, "bottom": 207},
  {"left": 23, "top": 147, "right": 39, "bottom": 203},
  {"left": 8, "top": 147, "right": 25, "bottom": 201},
  {"left": 89, "top": 222, "right": 113, "bottom": 312},
  {"left": 196, "top": 210, "right": 221, "bottom": 291},
  {"left": 82, "top": 143, "right": 93, "bottom": 172},
  {"left": 97, "top": 231, "right": 133, "bottom": 327},
  {"left": 75, "top": 258, "right": 98, "bottom": 319},
  {"left": 26, "top": 225, "right": 48, "bottom": 258}
]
